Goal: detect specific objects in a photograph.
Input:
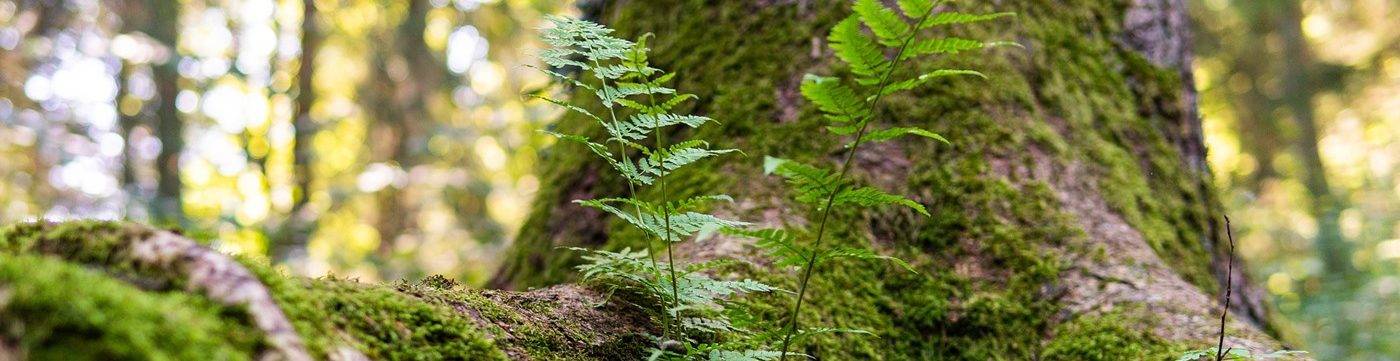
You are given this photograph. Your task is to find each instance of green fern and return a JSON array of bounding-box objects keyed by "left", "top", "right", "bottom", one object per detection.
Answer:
[
  {"left": 533, "top": 16, "right": 781, "bottom": 360},
  {"left": 737, "top": 1, "right": 1019, "bottom": 358}
]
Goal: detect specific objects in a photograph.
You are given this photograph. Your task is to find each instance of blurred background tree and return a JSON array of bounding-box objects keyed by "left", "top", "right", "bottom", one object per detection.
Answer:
[
  {"left": 0, "top": 0, "right": 565, "bottom": 284},
  {"left": 1195, "top": 0, "right": 1399, "bottom": 358},
  {"left": 0, "top": 0, "right": 1396, "bottom": 357}
]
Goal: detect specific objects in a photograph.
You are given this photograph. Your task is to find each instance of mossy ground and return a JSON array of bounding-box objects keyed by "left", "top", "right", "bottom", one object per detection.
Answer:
[
  {"left": 1, "top": 221, "right": 660, "bottom": 360},
  {"left": 0, "top": 253, "right": 257, "bottom": 361},
  {"left": 504, "top": 0, "right": 1240, "bottom": 359}
]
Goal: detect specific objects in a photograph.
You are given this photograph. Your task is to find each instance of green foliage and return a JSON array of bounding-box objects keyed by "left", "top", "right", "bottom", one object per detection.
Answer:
[
  {"left": 532, "top": 16, "right": 779, "bottom": 360},
  {"left": 743, "top": 0, "right": 1017, "bottom": 358},
  {"left": 0, "top": 253, "right": 256, "bottom": 361},
  {"left": 1175, "top": 348, "right": 1308, "bottom": 361}
]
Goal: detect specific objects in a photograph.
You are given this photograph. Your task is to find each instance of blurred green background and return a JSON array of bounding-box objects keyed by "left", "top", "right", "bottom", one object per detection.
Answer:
[{"left": 0, "top": 0, "right": 1395, "bottom": 358}]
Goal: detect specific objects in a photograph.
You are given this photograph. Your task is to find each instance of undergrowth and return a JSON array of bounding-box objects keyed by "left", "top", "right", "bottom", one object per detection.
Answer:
[
  {"left": 751, "top": 0, "right": 1017, "bottom": 358},
  {"left": 530, "top": 0, "right": 1019, "bottom": 359},
  {"left": 530, "top": 16, "right": 782, "bottom": 360},
  {"left": 527, "top": 1, "right": 1297, "bottom": 360}
]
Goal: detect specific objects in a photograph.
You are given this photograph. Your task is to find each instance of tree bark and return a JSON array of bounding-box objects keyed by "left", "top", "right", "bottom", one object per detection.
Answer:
[
  {"left": 0, "top": 1, "right": 1300, "bottom": 360},
  {"left": 495, "top": 0, "right": 1294, "bottom": 358}
]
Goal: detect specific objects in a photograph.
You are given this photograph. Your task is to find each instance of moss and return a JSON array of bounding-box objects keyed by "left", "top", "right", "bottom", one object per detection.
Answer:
[
  {"left": 0, "top": 221, "right": 509, "bottom": 360},
  {"left": 0, "top": 253, "right": 257, "bottom": 361},
  {"left": 395, "top": 278, "right": 653, "bottom": 360},
  {"left": 505, "top": 0, "right": 1240, "bottom": 359},
  {"left": 1040, "top": 311, "right": 1175, "bottom": 361},
  {"left": 238, "top": 258, "right": 507, "bottom": 360}
]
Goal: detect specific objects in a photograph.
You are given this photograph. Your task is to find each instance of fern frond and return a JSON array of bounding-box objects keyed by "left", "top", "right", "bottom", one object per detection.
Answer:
[
  {"left": 895, "top": 0, "right": 938, "bottom": 18},
  {"left": 622, "top": 33, "right": 659, "bottom": 78},
  {"left": 819, "top": 247, "right": 917, "bottom": 273},
  {"left": 853, "top": 0, "right": 911, "bottom": 46},
  {"left": 527, "top": 95, "right": 601, "bottom": 123},
  {"left": 525, "top": 65, "right": 596, "bottom": 91},
  {"left": 575, "top": 198, "right": 661, "bottom": 236},
  {"left": 541, "top": 16, "right": 633, "bottom": 62},
  {"left": 578, "top": 197, "right": 746, "bottom": 241},
  {"left": 707, "top": 350, "right": 785, "bottom": 361},
  {"left": 570, "top": 247, "right": 662, "bottom": 287},
  {"left": 831, "top": 186, "right": 929, "bottom": 216},
  {"left": 537, "top": 48, "right": 590, "bottom": 69},
  {"left": 608, "top": 113, "right": 713, "bottom": 141},
  {"left": 847, "top": 127, "right": 949, "bottom": 148},
  {"left": 659, "top": 93, "right": 698, "bottom": 112},
  {"left": 666, "top": 194, "right": 735, "bottom": 214},
  {"left": 900, "top": 37, "right": 999, "bottom": 60},
  {"left": 923, "top": 11, "right": 1016, "bottom": 28},
  {"left": 800, "top": 74, "right": 871, "bottom": 125},
  {"left": 593, "top": 64, "right": 633, "bottom": 80},
  {"left": 672, "top": 274, "right": 779, "bottom": 305},
  {"left": 538, "top": 131, "right": 628, "bottom": 172},
  {"left": 730, "top": 228, "right": 812, "bottom": 269},
  {"left": 616, "top": 81, "right": 677, "bottom": 97},
  {"left": 828, "top": 15, "right": 891, "bottom": 86},
  {"left": 878, "top": 69, "right": 987, "bottom": 97},
  {"left": 638, "top": 142, "right": 738, "bottom": 178},
  {"left": 541, "top": 133, "right": 655, "bottom": 185},
  {"left": 764, "top": 157, "right": 845, "bottom": 206},
  {"left": 655, "top": 212, "right": 750, "bottom": 242}
]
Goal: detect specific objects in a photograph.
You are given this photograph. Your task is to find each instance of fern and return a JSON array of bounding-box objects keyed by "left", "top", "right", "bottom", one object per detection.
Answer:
[
  {"left": 737, "top": 1, "right": 1019, "bottom": 358},
  {"left": 533, "top": 17, "right": 780, "bottom": 360}
]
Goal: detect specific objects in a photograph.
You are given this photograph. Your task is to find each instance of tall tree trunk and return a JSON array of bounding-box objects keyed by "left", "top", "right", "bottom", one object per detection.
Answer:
[
  {"left": 494, "top": 0, "right": 1290, "bottom": 358},
  {"left": 0, "top": 1, "right": 1299, "bottom": 360},
  {"left": 1222, "top": 1, "right": 1284, "bottom": 190},
  {"left": 270, "top": 0, "right": 321, "bottom": 263},
  {"left": 365, "top": 0, "right": 445, "bottom": 277},
  {"left": 147, "top": 0, "right": 184, "bottom": 226},
  {"left": 115, "top": 58, "right": 141, "bottom": 217},
  {"left": 1276, "top": 0, "right": 1354, "bottom": 355}
]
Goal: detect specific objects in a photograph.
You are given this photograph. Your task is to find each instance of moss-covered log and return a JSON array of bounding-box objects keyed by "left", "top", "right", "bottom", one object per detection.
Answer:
[
  {"left": 0, "top": 221, "right": 653, "bottom": 360},
  {"left": 492, "top": 0, "right": 1296, "bottom": 359}
]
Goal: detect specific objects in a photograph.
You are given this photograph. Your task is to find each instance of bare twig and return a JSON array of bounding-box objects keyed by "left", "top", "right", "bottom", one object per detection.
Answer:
[{"left": 1216, "top": 215, "right": 1236, "bottom": 361}]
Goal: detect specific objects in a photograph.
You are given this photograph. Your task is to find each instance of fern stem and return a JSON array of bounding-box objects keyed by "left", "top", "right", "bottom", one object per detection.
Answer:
[
  {"left": 632, "top": 48, "right": 687, "bottom": 343},
  {"left": 593, "top": 60, "right": 666, "bottom": 327},
  {"left": 777, "top": 12, "right": 933, "bottom": 359}
]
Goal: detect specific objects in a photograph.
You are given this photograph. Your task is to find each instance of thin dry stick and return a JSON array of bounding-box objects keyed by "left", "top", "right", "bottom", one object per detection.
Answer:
[{"left": 1216, "top": 215, "right": 1236, "bottom": 361}]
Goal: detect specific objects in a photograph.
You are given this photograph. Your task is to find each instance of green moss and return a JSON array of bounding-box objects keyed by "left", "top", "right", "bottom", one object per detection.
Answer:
[
  {"left": 0, "top": 253, "right": 257, "bottom": 361},
  {"left": 239, "top": 258, "right": 507, "bottom": 360},
  {"left": 504, "top": 0, "right": 1239, "bottom": 359},
  {"left": 0, "top": 221, "right": 509, "bottom": 360},
  {"left": 1019, "top": 1, "right": 1219, "bottom": 292},
  {"left": 1041, "top": 312, "right": 1175, "bottom": 361}
]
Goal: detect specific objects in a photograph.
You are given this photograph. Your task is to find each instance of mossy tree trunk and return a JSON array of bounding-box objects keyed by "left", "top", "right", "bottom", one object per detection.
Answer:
[
  {"left": 492, "top": 0, "right": 1295, "bottom": 359},
  {"left": 0, "top": 1, "right": 1302, "bottom": 360}
]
